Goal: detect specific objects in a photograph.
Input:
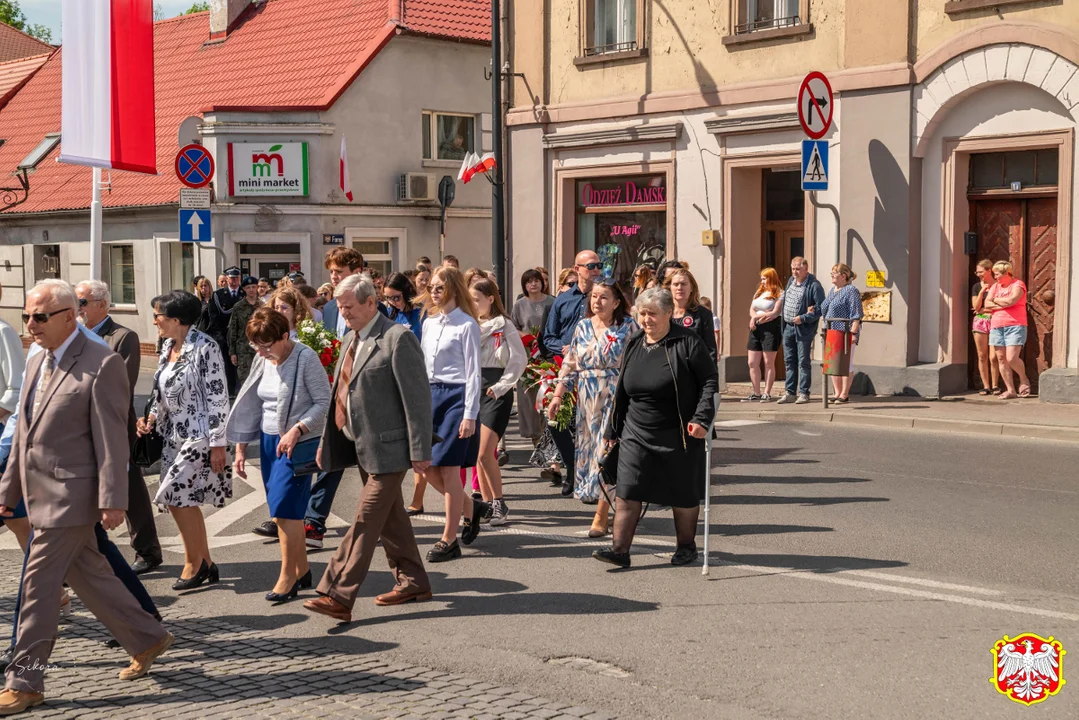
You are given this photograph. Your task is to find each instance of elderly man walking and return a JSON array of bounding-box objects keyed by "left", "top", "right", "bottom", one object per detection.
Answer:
[
  {"left": 75, "top": 280, "right": 163, "bottom": 575},
  {"left": 304, "top": 274, "right": 434, "bottom": 623},
  {"left": 0, "top": 280, "right": 172, "bottom": 715}
]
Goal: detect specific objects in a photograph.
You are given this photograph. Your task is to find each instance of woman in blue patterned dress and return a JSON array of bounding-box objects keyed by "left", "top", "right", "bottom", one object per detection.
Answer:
[
  {"left": 548, "top": 278, "right": 638, "bottom": 536},
  {"left": 820, "top": 263, "right": 864, "bottom": 403}
]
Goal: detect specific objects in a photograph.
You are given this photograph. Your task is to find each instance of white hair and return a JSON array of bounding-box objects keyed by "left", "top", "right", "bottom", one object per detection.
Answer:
[
  {"left": 636, "top": 287, "right": 674, "bottom": 315},
  {"left": 335, "top": 273, "right": 376, "bottom": 303},
  {"left": 76, "top": 279, "right": 111, "bottom": 305},
  {"left": 30, "top": 279, "right": 77, "bottom": 310}
]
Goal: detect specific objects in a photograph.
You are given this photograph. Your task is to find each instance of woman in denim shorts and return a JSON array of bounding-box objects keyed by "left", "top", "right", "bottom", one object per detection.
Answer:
[{"left": 983, "top": 261, "right": 1031, "bottom": 399}]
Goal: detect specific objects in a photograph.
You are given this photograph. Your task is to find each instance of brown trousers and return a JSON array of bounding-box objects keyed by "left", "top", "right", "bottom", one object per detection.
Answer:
[
  {"left": 316, "top": 470, "right": 430, "bottom": 610},
  {"left": 5, "top": 525, "right": 166, "bottom": 694}
]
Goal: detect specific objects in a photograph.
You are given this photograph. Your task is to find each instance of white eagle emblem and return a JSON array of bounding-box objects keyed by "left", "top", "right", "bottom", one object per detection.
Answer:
[{"left": 991, "top": 633, "right": 1066, "bottom": 706}]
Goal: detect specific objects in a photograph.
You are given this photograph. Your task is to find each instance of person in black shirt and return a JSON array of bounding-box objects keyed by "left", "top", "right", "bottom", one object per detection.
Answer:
[
  {"left": 664, "top": 266, "right": 718, "bottom": 366},
  {"left": 207, "top": 266, "right": 243, "bottom": 395}
]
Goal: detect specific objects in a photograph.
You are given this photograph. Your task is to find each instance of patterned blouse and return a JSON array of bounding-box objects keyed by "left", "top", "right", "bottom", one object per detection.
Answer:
[
  {"left": 150, "top": 327, "right": 230, "bottom": 448},
  {"left": 821, "top": 284, "right": 864, "bottom": 333}
]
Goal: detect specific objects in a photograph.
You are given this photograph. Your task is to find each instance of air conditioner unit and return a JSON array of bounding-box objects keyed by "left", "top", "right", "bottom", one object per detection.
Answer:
[{"left": 398, "top": 173, "right": 437, "bottom": 202}]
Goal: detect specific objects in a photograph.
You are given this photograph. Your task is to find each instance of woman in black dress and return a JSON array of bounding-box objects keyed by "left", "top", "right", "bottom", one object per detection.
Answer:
[{"left": 595, "top": 287, "right": 718, "bottom": 569}]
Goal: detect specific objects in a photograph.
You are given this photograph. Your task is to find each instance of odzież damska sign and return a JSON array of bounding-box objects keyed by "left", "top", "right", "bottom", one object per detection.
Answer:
[
  {"left": 578, "top": 176, "right": 667, "bottom": 208},
  {"left": 227, "top": 142, "right": 310, "bottom": 197}
]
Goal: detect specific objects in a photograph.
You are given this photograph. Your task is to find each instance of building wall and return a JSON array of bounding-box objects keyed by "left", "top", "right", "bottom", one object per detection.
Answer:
[{"left": 914, "top": 1, "right": 1079, "bottom": 62}]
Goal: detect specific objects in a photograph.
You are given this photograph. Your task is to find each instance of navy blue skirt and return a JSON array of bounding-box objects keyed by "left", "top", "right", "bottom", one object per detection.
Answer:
[
  {"left": 431, "top": 382, "right": 480, "bottom": 468},
  {"left": 259, "top": 432, "right": 314, "bottom": 520}
]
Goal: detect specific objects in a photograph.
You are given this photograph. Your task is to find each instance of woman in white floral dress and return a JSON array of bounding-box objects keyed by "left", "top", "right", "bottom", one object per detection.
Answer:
[{"left": 139, "top": 290, "right": 233, "bottom": 592}]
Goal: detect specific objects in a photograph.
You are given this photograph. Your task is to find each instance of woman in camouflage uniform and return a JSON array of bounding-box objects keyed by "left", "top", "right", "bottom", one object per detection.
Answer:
[{"left": 227, "top": 277, "right": 261, "bottom": 387}]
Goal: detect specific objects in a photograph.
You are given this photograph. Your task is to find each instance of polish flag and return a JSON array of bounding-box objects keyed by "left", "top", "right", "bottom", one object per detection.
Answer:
[
  {"left": 340, "top": 136, "right": 353, "bottom": 202},
  {"left": 59, "top": 0, "right": 157, "bottom": 174},
  {"left": 457, "top": 152, "right": 497, "bottom": 184}
]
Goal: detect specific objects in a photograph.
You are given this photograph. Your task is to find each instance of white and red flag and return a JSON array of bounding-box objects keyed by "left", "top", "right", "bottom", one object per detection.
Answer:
[
  {"left": 340, "top": 136, "right": 353, "bottom": 202},
  {"left": 59, "top": 0, "right": 157, "bottom": 174},
  {"left": 458, "top": 152, "right": 496, "bottom": 184}
]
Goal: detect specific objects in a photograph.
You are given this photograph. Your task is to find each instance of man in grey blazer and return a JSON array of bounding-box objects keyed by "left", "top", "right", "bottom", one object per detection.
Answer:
[
  {"left": 304, "top": 273, "right": 433, "bottom": 623},
  {"left": 76, "top": 280, "right": 162, "bottom": 574},
  {"left": 0, "top": 281, "right": 172, "bottom": 714}
]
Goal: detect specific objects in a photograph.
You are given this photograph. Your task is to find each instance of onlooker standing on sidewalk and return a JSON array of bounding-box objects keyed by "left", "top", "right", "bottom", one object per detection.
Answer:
[
  {"left": 983, "top": 261, "right": 1031, "bottom": 399},
  {"left": 820, "top": 264, "right": 864, "bottom": 403},
  {"left": 76, "top": 280, "right": 163, "bottom": 575},
  {"left": 777, "top": 257, "right": 825, "bottom": 405},
  {"left": 542, "top": 250, "right": 604, "bottom": 497},
  {"left": 971, "top": 260, "right": 1001, "bottom": 395},
  {"left": 227, "top": 276, "right": 262, "bottom": 387},
  {"left": 304, "top": 274, "right": 434, "bottom": 623},
  {"left": 743, "top": 268, "right": 784, "bottom": 402}
]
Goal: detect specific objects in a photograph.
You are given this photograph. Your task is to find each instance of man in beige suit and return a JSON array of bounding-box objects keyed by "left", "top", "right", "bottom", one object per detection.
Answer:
[{"left": 0, "top": 280, "right": 173, "bottom": 715}]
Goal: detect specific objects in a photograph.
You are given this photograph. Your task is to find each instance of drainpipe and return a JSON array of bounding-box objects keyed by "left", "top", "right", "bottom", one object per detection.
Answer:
[{"left": 491, "top": 0, "right": 506, "bottom": 298}]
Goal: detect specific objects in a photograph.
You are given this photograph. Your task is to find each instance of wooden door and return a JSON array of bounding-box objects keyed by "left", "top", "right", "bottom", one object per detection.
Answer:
[{"left": 969, "top": 197, "right": 1057, "bottom": 392}]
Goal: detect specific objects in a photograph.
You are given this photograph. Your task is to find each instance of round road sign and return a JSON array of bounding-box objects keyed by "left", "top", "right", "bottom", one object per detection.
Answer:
[
  {"left": 175, "top": 144, "right": 215, "bottom": 189},
  {"left": 798, "top": 71, "right": 834, "bottom": 140}
]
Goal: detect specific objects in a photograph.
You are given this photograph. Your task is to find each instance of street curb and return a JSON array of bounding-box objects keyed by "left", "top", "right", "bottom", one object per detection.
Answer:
[{"left": 716, "top": 410, "right": 1079, "bottom": 443}]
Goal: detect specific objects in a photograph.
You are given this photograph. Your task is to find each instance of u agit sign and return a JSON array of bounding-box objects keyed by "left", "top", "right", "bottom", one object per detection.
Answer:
[{"left": 227, "top": 142, "right": 310, "bottom": 197}]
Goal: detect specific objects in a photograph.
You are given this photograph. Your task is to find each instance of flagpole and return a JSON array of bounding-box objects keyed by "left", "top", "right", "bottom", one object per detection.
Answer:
[{"left": 90, "top": 167, "right": 103, "bottom": 281}]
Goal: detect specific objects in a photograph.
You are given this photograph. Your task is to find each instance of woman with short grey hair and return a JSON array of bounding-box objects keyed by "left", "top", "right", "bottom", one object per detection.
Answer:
[{"left": 595, "top": 287, "right": 718, "bottom": 569}]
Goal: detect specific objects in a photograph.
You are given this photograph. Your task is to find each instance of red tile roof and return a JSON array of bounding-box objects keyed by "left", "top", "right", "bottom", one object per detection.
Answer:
[
  {"left": 0, "top": 53, "right": 50, "bottom": 109},
  {"left": 0, "top": 0, "right": 488, "bottom": 215},
  {"left": 0, "top": 23, "right": 53, "bottom": 63}
]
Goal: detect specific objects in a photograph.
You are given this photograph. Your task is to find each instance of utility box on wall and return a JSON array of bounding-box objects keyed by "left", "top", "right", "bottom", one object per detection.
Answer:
[{"left": 701, "top": 230, "right": 720, "bottom": 246}]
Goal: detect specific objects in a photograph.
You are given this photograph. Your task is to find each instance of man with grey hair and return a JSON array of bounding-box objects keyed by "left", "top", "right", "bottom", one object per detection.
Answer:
[
  {"left": 75, "top": 280, "right": 162, "bottom": 574},
  {"left": 305, "top": 271, "right": 433, "bottom": 622}
]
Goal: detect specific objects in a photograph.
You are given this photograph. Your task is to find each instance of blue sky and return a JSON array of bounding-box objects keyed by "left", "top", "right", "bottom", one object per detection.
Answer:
[{"left": 20, "top": 1, "right": 199, "bottom": 43}]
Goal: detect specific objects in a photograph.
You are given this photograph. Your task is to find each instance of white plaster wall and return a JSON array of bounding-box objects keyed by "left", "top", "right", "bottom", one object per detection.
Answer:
[{"left": 918, "top": 82, "right": 1077, "bottom": 365}]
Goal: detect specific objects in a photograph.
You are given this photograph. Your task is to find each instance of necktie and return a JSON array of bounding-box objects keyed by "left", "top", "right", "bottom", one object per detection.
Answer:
[
  {"left": 335, "top": 341, "right": 357, "bottom": 431},
  {"left": 32, "top": 351, "right": 55, "bottom": 423}
]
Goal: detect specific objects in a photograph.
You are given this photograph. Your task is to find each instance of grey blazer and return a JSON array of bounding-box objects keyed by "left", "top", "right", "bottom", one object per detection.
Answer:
[
  {"left": 226, "top": 342, "right": 331, "bottom": 445},
  {"left": 0, "top": 332, "right": 130, "bottom": 528},
  {"left": 319, "top": 313, "right": 432, "bottom": 476}
]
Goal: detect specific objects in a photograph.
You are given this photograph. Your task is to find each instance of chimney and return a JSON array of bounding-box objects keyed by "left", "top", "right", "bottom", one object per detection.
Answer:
[{"left": 209, "top": 0, "right": 252, "bottom": 40}]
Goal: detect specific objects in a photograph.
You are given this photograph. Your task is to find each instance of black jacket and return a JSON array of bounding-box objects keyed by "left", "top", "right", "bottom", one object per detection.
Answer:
[
  {"left": 674, "top": 304, "right": 717, "bottom": 366},
  {"left": 605, "top": 324, "right": 718, "bottom": 444},
  {"left": 207, "top": 287, "right": 241, "bottom": 340}
]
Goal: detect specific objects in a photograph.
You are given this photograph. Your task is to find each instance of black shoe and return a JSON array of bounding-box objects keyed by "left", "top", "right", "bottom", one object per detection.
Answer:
[
  {"left": 581, "top": 497, "right": 599, "bottom": 506},
  {"left": 252, "top": 520, "right": 278, "bottom": 538},
  {"left": 131, "top": 556, "right": 163, "bottom": 576},
  {"left": 471, "top": 491, "right": 483, "bottom": 502},
  {"left": 172, "top": 559, "right": 217, "bottom": 591},
  {"left": 461, "top": 502, "right": 489, "bottom": 546},
  {"left": 497, "top": 448, "right": 509, "bottom": 467},
  {"left": 265, "top": 579, "right": 300, "bottom": 603},
  {"left": 671, "top": 544, "right": 699, "bottom": 566},
  {"left": 560, "top": 479, "right": 574, "bottom": 497},
  {"left": 0, "top": 646, "right": 13, "bottom": 674},
  {"left": 298, "top": 570, "right": 313, "bottom": 589},
  {"left": 406, "top": 506, "right": 424, "bottom": 517},
  {"left": 426, "top": 540, "right": 461, "bottom": 563},
  {"left": 592, "top": 548, "right": 631, "bottom": 568}
]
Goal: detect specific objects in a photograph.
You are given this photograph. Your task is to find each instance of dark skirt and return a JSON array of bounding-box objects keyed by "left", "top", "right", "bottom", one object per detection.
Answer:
[
  {"left": 616, "top": 424, "right": 706, "bottom": 508},
  {"left": 259, "top": 432, "right": 313, "bottom": 520},
  {"left": 479, "top": 367, "right": 514, "bottom": 438},
  {"left": 431, "top": 382, "right": 481, "bottom": 468}
]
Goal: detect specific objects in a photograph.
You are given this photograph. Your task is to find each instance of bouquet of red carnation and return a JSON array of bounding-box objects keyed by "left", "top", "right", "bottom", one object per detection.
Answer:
[
  {"left": 297, "top": 319, "right": 341, "bottom": 379},
  {"left": 524, "top": 355, "right": 575, "bottom": 432},
  {"left": 519, "top": 325, "right": 543, "bottom": 362}
]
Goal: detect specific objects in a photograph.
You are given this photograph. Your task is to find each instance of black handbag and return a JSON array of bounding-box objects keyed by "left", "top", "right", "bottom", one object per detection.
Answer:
[
  {"left": 282, "top": 354, "right": 322, "bottom": 476},
  {"left": 598, "top": 441, "right": 619, "bottom": 487},
  {"left": 132, "top": 395, "right": 163, "bottom": 468}
]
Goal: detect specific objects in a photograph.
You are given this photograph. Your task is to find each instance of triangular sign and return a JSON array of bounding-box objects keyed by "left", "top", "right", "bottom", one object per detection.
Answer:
[{"left": 803, "top": 143, "right": 827, "bottom": 184}]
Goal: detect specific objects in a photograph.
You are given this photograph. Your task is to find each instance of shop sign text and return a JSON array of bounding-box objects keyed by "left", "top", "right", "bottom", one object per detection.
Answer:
[{"left": 581, "top": 181, "right": 666, "bottom": 208}]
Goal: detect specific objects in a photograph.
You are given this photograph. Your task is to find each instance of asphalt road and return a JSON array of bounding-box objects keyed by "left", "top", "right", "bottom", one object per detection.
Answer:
[{"left": 4, "top": 366, "right": 1077, "bottom": 718}]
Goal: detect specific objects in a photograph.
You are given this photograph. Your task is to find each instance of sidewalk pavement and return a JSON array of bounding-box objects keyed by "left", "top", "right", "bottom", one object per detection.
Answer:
[{"left": 718, "top": 385, "right": 1079, "bottom": 443}]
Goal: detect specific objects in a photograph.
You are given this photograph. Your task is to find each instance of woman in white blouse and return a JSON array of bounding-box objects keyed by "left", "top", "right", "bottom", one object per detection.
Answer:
[
  {"left": 469, "top": 278, "right": 526, "bottom": 526},
  {"left": 418, "top": 266, "right": 491, "bottom": 562}
]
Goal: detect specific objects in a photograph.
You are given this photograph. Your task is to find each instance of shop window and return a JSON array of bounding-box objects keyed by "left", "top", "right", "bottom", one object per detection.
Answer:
[
  {"left": 422, "top": 112, "right": 475, "bottom": 162},
  {"left": 969, "top": 150, "right": 1059, "bottom": 191},
  {"left": 109, "top": 245, "right": 136, "bottom": 305},
  {"left": 33, "top": 244, "right": 60, "bottom": 281}
]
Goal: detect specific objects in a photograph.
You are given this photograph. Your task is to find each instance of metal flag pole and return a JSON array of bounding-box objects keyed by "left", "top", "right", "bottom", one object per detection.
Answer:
[
  {"left": 90, "top": 167, "right": 103, "bottom": 281},
  {"left": 702, "top": 392, "right": 718, "bottom": 577}
]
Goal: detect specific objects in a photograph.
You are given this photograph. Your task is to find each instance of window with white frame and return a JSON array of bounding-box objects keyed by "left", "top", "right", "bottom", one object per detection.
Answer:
[
  {"left": 585, "top": 0, "right": 638, "bottom": 56},
  {"left": 109, "top": 245, "right": 136, "bottom": 304},
  {"left": 353, "top": 240, "right": 394, "bottom": 279},
  {"left": 735, "top": 0, "right": 801, "bottom": 34},
  {"left": 422, "top": 112, "right": 476, "bottom": 162}
]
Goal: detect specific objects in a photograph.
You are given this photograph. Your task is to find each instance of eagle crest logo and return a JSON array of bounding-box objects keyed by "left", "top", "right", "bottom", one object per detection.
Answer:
[{"left": 991, "top": 633, "right": 1065, "bottom": 705}]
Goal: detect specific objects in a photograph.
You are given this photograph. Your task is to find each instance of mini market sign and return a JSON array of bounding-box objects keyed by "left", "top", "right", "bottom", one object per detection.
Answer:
[{"left": 227, "top": 142, "right": 309, "bottom": 197}]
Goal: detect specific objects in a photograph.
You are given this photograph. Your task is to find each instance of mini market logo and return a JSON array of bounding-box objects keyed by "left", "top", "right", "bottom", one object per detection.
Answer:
[
  {"left": 252, "top": 145, "right": 285, "bottom": 178},
  {"left": 228, "top": 142, "right": 310, "bottom": 197},
  {"left": 990, "top": 633, "right": 1065, "bottom": 706}
]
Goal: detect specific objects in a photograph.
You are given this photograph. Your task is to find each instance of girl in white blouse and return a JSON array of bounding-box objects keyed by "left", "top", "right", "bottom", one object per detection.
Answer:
[
  {"left": 469, "top": 278, "right": 526, "bottom": 526},
  {"left": 418, "top": 266, "right": 490, "bottom": 563}
]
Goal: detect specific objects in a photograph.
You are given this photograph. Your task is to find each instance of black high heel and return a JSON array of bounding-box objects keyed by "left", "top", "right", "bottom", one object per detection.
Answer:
[
  {"left": 209, "top": 562, "right": 220, "bottom": 583},
  {"left": 265, "top": 578, "right": 300, "bottom": 603},
  {"left": 298, "top": 570, "right": 312, "bottom": 589},
  {"left": 173, "top": 560, "right": 212, "bottom": 591}
]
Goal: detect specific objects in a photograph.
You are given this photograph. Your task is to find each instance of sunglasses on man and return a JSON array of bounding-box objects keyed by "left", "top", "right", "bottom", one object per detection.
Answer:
[
  {"left": 22, "top": 308, "right": 70, "bottom": 325},
  {"left": 577, "top": 262, "right": 603, "bottom": 271}
]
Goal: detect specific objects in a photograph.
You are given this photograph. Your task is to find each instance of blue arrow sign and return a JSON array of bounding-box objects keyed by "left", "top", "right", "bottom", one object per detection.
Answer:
[
  {"left": 801, "top": 140, "right": 829, "bottom": 191},
  {"left": 179, "top": 209, "right": 211, "bottom": 242}
]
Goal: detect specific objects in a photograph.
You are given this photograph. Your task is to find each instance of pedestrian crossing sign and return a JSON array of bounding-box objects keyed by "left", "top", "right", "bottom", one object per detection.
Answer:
[{"left": 801, "top": 139, "right": 829, "bottom": 191}]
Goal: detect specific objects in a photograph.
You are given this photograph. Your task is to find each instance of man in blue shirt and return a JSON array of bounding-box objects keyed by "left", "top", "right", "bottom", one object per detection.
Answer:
[{"left": 540, "top": 250, "right": 603, "bottom": 497}]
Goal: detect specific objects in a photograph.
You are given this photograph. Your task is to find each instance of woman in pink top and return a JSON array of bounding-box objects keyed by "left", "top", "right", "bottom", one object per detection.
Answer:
[{"left": 982, "top": 261, "right": 1031, "bottom": 399}]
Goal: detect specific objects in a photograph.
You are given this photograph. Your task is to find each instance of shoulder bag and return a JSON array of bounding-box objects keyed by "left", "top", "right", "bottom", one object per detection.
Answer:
[
  {"left": 132, "top": 389, "right": 164, "bottom": 468},
  {"left": 281, "top": 349, "right": 322, "bottom": 476}
]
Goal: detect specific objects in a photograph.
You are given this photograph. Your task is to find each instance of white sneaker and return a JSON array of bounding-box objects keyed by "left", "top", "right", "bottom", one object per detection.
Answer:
[
  {"left": 795, "top": 393, "right": 810, "bottom": 404},
  {"left": 776, "top": 394, "right": 795, "bottom": 404}
]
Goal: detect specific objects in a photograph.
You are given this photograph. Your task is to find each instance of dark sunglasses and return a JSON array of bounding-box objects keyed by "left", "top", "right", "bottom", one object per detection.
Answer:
[
  {"left": 22, "top": 308, "right": 70, "bottom": 325},
  {"left": 77, "top": 298, "right": 89, "bottom": 307},
  {"left": 578, "top": 262, "right": 603, "bottom": 271}
]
